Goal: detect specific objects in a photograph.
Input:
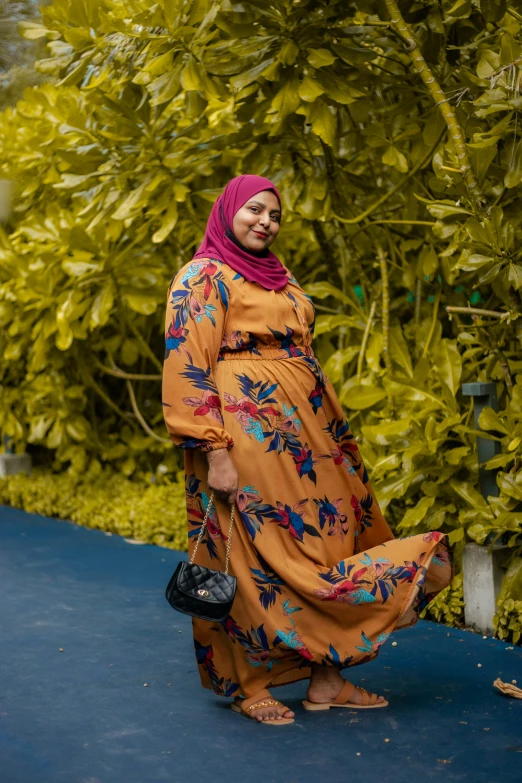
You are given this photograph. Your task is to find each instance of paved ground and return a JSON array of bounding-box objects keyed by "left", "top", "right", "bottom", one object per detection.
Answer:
[{"left": 1, "top": 505, "right": 521, "bottom": 783}]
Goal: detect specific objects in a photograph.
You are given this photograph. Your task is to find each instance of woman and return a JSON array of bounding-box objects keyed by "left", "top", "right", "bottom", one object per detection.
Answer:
[{"left": 162, "top": 174, "right": 452, "bottom": 726}]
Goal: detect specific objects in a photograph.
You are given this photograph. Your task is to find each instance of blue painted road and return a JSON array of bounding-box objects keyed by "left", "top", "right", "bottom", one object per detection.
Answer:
[{"left": 1, "top": 505, "right": 521, "bottom": 783}]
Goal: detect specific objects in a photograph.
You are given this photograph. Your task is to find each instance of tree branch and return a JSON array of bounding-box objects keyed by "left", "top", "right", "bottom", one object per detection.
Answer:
[
  {"left": 383, "top": 0, "right": 488, "bottom": 217},
  {"left": 446, "top": 306, "right": 506, "bottom": 319},
  {"left": 422, "top": 288, "right": 441, "bottom": 359},
  {"left": 126, "top": 318, "right": 163, "bottom": 372},
  {"left": 376, "top": 243, "right": 392, "bottom": 374},
  {"left": 96, "top": 360, "right": 161, "bottom": 381},
  {"left": 125, "top": 379, "right": 170, "bottom": 444},
  {"left": 331, "top": 129, "right": 445, "bottom": 226},
  {"left": 357, "top": 299, "right": 377, "bottom": 383},
  {"left": 81, "top": 368, "right": 133, "bottom": 424}
]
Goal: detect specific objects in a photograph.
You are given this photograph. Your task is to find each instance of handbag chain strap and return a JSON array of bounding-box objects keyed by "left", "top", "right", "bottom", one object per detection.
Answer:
[{"left": 189, "top": 491, "right": 235, "bottom": 576}]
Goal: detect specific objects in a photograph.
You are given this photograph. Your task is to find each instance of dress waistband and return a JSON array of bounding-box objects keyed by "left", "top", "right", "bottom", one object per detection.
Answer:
[{"left": 218, "top": 346, "right": 316, "bottom": 362}]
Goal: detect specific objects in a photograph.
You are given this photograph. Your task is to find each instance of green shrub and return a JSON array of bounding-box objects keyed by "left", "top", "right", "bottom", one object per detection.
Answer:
[
  {"left": 421, "top": 572, "right": 465, "bottom": 628},
  {"left": 494, "top": 557, "right": 522, "bottom": 644},
  {"left": 0, "top": 468, "right": 188, "bottom": 550},
  {"left": 1, "top": 0, "right": 521, "bottom": 623}
]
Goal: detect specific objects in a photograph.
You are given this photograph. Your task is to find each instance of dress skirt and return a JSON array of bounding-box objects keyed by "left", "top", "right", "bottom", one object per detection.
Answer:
[{"left": 162, "top": 259, "right": 453, "bottom": 698}]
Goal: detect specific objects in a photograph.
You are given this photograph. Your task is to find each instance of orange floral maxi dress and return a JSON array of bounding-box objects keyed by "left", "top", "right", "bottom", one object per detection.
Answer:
[{"left": 162, "top": 258, "right": 453, "bottom": 699}]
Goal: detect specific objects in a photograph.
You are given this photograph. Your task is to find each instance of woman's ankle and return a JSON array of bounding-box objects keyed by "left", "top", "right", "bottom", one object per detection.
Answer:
[{"left": 310, "top": 664, "right": 343, "bottom": 683}]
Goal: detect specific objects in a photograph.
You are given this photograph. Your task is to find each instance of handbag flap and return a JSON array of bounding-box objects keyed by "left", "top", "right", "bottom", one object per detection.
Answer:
[{"left": 175, "top": 562, "right": 236, "bottom": 604}]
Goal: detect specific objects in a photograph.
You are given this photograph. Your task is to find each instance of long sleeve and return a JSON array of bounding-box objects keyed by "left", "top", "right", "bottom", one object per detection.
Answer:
[{"left": 162, "top": 259, "right": 234, "bottom": 452}]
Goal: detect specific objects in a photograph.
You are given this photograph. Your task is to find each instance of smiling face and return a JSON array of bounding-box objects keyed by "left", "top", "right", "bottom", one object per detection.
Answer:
[{"left": 232, "top": 189, "right": 281, "bottom": 253}]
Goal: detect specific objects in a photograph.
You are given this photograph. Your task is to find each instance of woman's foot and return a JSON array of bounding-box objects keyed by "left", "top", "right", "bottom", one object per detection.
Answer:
[
  {"left": 233, "top": 694, "right": 295, "bottom": 722},
  {"left": 306, "top": 664, "right": 386, "bottom": 706}
]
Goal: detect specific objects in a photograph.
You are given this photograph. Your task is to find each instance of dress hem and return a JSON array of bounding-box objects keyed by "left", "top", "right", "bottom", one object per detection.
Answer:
[{"left": 208, "top": 534, "right": 454, "bottom": 699}]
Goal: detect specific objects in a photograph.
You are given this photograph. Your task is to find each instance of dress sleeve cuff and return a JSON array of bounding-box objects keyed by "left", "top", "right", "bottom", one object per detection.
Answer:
[{"left": 199, "top": 439, "right": 234, "bottom": 453}]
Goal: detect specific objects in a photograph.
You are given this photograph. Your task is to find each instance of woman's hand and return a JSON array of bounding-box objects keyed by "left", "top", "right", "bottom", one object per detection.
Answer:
[{"left": 206, "top": 448, "right": 239, "bottom": 505}]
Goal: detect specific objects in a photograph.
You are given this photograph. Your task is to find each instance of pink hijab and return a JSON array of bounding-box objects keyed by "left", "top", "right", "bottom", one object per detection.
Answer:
[{"left": 193, "top": 175, "right": 288, "bottom": 291}]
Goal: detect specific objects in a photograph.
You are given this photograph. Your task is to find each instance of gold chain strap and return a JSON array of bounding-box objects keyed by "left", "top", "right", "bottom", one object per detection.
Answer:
[{"left": 189, "top": 491, "right": 235, "bottom": 575}]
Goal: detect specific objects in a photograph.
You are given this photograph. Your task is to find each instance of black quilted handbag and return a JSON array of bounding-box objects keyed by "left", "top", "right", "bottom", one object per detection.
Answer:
[{"left": 165, "top": 492, "right": 237, "bottom": 622}]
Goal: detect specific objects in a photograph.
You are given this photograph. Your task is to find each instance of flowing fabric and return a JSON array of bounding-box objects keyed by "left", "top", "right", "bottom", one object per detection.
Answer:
[
  {"left": 162, "top": 258, "right": 453, "bottom": 699},
  {"left": 193, "top": 175, "right": 288, "bottom": 291}
]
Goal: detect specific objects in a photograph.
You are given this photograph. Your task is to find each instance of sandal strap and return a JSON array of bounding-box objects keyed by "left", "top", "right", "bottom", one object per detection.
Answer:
[
  {"left": 240, "top": 689, "right": 288, "bottom": 716},
  {"left": 333, "top": 680, "right": 357, "bottom": 705},
  {"left": 333, "top": 681, "right": 378, "bottom": 706},
  {"left": 360, "top": 687, "right": 371, "bottom": 706},
  {"left": 241, "top": 689, "right": 271, "bottom": 712},
  {"left": 245, "top": 699, "right": 284, "bottom": 714}
]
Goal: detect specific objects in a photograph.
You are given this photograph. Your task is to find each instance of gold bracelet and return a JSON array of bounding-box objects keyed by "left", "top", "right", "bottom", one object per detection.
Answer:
[{"left": 245, "top": 699, "right": 282, "bottom": 713}]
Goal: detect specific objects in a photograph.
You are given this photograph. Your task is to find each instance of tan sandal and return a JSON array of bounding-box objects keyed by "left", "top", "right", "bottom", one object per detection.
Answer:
[
  {"left": 302, "top": 680, "right": 388, "bottom": 711},
  {"left": 231, "top": 688, "right": 295, "bottom": 725}
]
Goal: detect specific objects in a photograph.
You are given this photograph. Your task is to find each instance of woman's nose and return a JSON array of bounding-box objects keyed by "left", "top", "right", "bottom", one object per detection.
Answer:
[{"left": 258, "top": 213, "right": 270, "bottom": 227}]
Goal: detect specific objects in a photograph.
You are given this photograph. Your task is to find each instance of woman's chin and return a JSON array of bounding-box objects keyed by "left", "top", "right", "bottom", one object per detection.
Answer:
[{"left": 247, "top": 236, "right": 271, "bottom": 252}]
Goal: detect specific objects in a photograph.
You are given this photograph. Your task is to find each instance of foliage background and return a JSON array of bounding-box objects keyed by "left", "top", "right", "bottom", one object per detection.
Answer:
[{"left": 1, "top": 0, "right": 522, "bottom": 632}]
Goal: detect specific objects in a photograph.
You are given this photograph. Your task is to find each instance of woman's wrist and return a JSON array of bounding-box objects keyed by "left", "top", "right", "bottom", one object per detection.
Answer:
[{"left": 206, "top": 447, "right": 229, "bottom": 464}]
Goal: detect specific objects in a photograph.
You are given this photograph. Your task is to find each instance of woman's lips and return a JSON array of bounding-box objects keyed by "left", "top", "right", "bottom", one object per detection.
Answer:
[{"left": 252, "top": 230, "right": 268, "bottom": 238}]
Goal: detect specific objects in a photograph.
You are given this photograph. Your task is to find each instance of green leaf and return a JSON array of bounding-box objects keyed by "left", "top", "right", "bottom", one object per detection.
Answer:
[
  {"left": 152, "top": 202, "right": 178, "bottom": 244},
  {"left": 277, "top": 41, "right": 300, "bottom": 66},
  {"left": 271, "top": 78, "right": 300, "bottom": 118},
  {"left": 361, "top": 419, "right": 411, "bottom": 445},
  {"left": 307, "top": 49, "right": 336, "bottom": 68},
  {"left": 508, "top": 264, "right": 522, "bottom": 290},
  {"left": 450, "top": 479, "right": 489, "bottom": 508},
  {"left": 483, "top": 452, "right": 514, "bottom": 470},
  {"left": 415, "top": 196, "right": 472, "bottom": 218},
  {"left": 331, "top": 43, "right": 377, "bottom": 65},
  {"left": 498, "top": 473, "right": 522, "bottom": 501},
  {"left": 323, "top": 346, "right": 359, "bottom": 383},
  {"left": 377, "top": 472, "right": 419, "bottom": 507},
  {"left": 420, "top": 245, "right": 439, "bottom": 278},
  {"left": 90, "top": 281, "right": 114, "bottom": 329},
  {"left": 298, "top": 76, "right": 324, "bottom": 103},
  {"left": 112, "top": 182, "right": 148, "bottom": 221},
  {"left": 448, "top": 527, "right": 465, "bottom": 544},
  {"left": 143, "top": 51, "right": 174, "bottom": 76},
  {"left": 389, "top": 325, "right": 413, "bottom": 377},
  {"left": 65, "top": 416, "right": 89, "bottom": 442},
  {"left": 435, "top": 339, "right": 462, "bottom": 395},
  {"left": 340, "top": 384, "right": 387, "bottom": 410},
  {"left": 385, "top": 379, "right": 445, "bottom": 408},
  {"left": 148, "top": 67, "right": 182, "bottom": 106},
  {"left": 476, "top": 49, "right": 500, "bottom": 79},
  {"left": 464, "top": 217, "right": 491, "bottom": 245},
  {"left": 18, "top": 21, "right": 57, "bottom": 40},
  {"left": 446, "top": 0, "right": 471, "bottom": 17},
  {"left": 125, "top": 293, "right": 158, "bottom": 316},
  {"left": 504, "top": 138, "right": 522, "bottom": 188},
  {"left": 181, "top": 57, "right": 204, "bottom": 91},
  {"left": 313, "top": 314, "right": 355, "bottom": 336},
  {"left": 478, "top": 407, "right": 509, "bottom": 435},
  {"left": 230, "top": 59, "right": 275, "bottom": 91},
  {"left": 305, "top": 281, "right": 353, "bottom": 306},
  {"left": 382, "top": 145, "right": 408, "bottom": 173},
  {"left": 457, "top": 253, "right": 494, "bottom": 271},
  {"left": 399, "top": 496, "right": 435, "bottom": 529},
  {"left": 308, "top": 99, "right": 336, "bottom": 146},
  {"left": 445, "top": 446, "right": 470, "bottom": 465},
  {"left": 317, "top": 73, "right": 365, "bottom": 105},
  {"left": 500, "top": 32, "right": 521, "bottom": 67},
  {"left": 27, "top": 415, "right": 54, "bottom": 443}
]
